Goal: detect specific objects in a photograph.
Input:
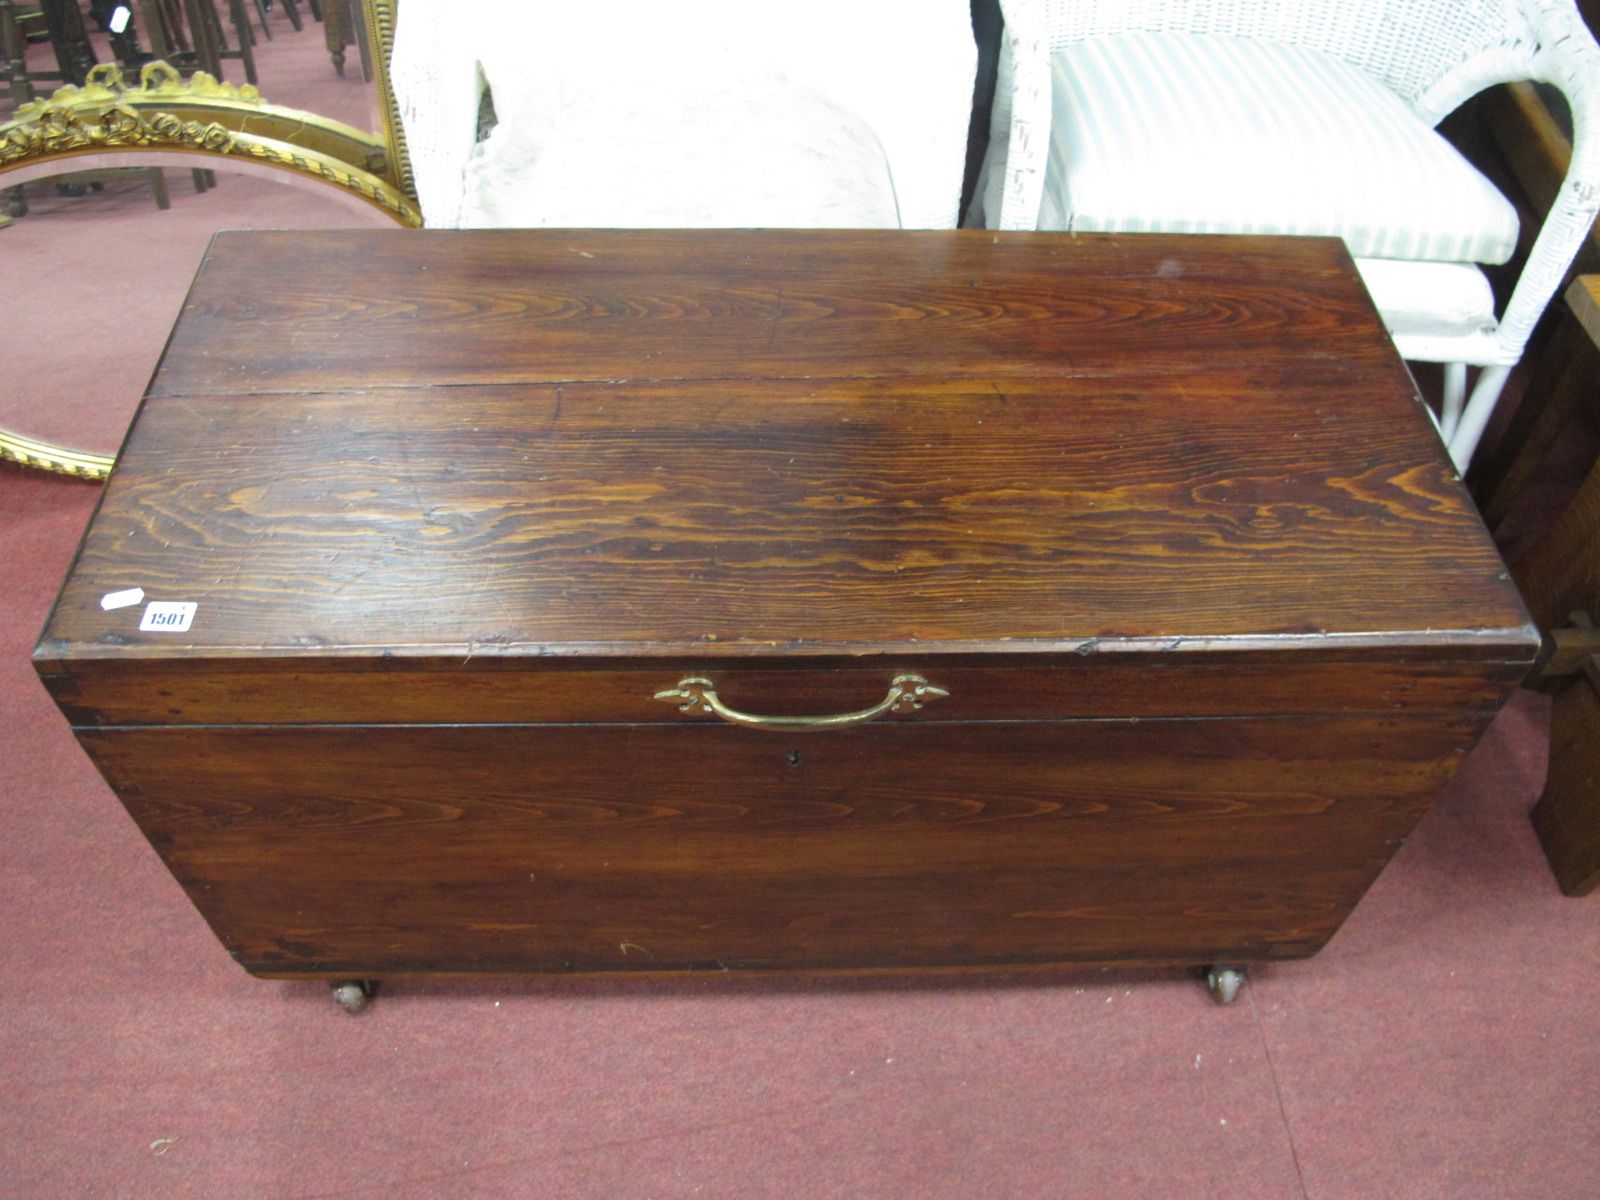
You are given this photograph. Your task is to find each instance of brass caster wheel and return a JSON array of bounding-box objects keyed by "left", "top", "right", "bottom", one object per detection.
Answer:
[
  {"left": 331, "top": 980, "right": 378, "bottom": 1014},
  {"left": 1205, "top": 965, "right": 1245, "bottom": 1006}
]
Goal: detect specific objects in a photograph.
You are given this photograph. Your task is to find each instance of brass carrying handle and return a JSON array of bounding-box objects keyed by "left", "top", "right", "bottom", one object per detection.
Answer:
[{"left": 653, "top": 674, "right": 949, "bottom": 732}]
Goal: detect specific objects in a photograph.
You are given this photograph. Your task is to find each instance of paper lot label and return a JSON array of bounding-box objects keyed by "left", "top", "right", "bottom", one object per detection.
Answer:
[{"left": 139, "top": 601, "right": 197, "bottom": 633}]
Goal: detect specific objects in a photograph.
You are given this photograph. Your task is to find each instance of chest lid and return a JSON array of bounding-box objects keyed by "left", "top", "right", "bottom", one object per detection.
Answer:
[{"left": 35, "top": 230, "right": 1535, "bottom": 723}]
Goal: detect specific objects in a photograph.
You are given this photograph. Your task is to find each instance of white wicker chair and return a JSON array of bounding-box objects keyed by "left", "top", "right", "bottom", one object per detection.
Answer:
[
  {"left": 389, "top": 0, "right": 977, "bottom": 232},
  {"left": 973, "top": 0, "right": 1600, "bottom": 470}
]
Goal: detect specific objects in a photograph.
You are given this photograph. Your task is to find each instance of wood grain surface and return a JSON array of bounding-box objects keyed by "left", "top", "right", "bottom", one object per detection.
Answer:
[
  {"left": 147, "top": 230, "right": 1412, "bottom": 398},
  {"left": 1531, "top": 671, "right": 1600, "bottom": 895},
  {"left": 37, "top": 654, "right": 1528, "bottom": 728},
  {"left": 80, "top": 713, "right": 1485, "bottom": 976},
  {"left": 43, "top": 230, "right": 1533, "bottom": 674},
  {"left": 40, "top": 375, "right": 1531, "bottom": 669}
]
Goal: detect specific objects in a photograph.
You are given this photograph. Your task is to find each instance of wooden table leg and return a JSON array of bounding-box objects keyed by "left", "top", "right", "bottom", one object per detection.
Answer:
[
  {"left": 0, "top": 0, "right": 32, "bottom": 110},
  {"left": 1506, "top": 275, "right": 1600, "bottom": 897},
  {"left": 1482, "top": 316, "right": 1590, "bottom": 527},
  {"left": 322, "top": 0, "right": 349, "bottom": 76},
  {"left": 183, "top": 0, "right": 222, "bottom": 77},
  {"left": 225, "top": 0, "right": 257, "bottom": 84},
  {"left": 1532, "top": 658, "right": 1600, "bottom": 895},
  {"left": 1514, "top": 455, "right": 1600, "bottom": 632},
  {"left": 39, "top": 0, "right": 96, "bottom": 85},
  {"left": 138, "top": 0, "right": 172, "bottom": 57}
]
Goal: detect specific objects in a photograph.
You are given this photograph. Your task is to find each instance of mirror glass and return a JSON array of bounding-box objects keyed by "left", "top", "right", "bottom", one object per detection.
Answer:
[
  {"left": 1, "top": 1, "right": 398, "bottom": 471},
  {"left": 2, "top": 167, "right": 396, "bottom": 461}
]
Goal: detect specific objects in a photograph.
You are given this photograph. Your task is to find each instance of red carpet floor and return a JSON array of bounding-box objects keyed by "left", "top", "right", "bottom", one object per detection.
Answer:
[{"left": 2, "top": 12, "right": 1598, "bottom": 1200}]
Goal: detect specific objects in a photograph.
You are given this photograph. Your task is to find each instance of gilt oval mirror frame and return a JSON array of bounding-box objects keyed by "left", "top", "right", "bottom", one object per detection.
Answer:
[{"left": 0, "top": 0, "right": 418, "bottom": 479}]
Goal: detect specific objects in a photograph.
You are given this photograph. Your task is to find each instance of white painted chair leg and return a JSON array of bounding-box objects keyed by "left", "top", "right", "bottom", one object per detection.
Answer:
[
  {"left": 1447, "top": 363, "right": 1512, "bottom": 473},
  {"left": 1440, "top": 361, "right": 1468, "bottom": 441}
]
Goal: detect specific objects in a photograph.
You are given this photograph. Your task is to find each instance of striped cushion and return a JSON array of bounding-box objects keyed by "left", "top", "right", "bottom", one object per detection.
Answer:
[{"left": 1040, "top": 32, "right": 1518, "bottom": 265}]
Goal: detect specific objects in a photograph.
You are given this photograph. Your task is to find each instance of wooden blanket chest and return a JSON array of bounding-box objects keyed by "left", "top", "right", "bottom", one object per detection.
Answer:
[{"left": 34, "top": 230, "right": 1538, "bottom": 1010}]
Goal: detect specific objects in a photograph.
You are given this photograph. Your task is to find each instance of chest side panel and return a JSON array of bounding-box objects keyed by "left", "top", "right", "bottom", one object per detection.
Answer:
[{"left": 79, "top": 713, "right": 1487, "bottom": 977}]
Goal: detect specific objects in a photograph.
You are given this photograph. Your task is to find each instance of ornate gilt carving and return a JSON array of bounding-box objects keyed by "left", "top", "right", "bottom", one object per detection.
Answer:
[
  {"left": 0, "top": 430, "right": 114, "bottom": 480},
  {"left": 1, "top": 66, "right": 237, "bottom": 159},
  {"left": 364, "top": 0, "right": 415, "bottom": 201},
  {"left": 0, "top": 62, "right": 421, "bottom": 224}
]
